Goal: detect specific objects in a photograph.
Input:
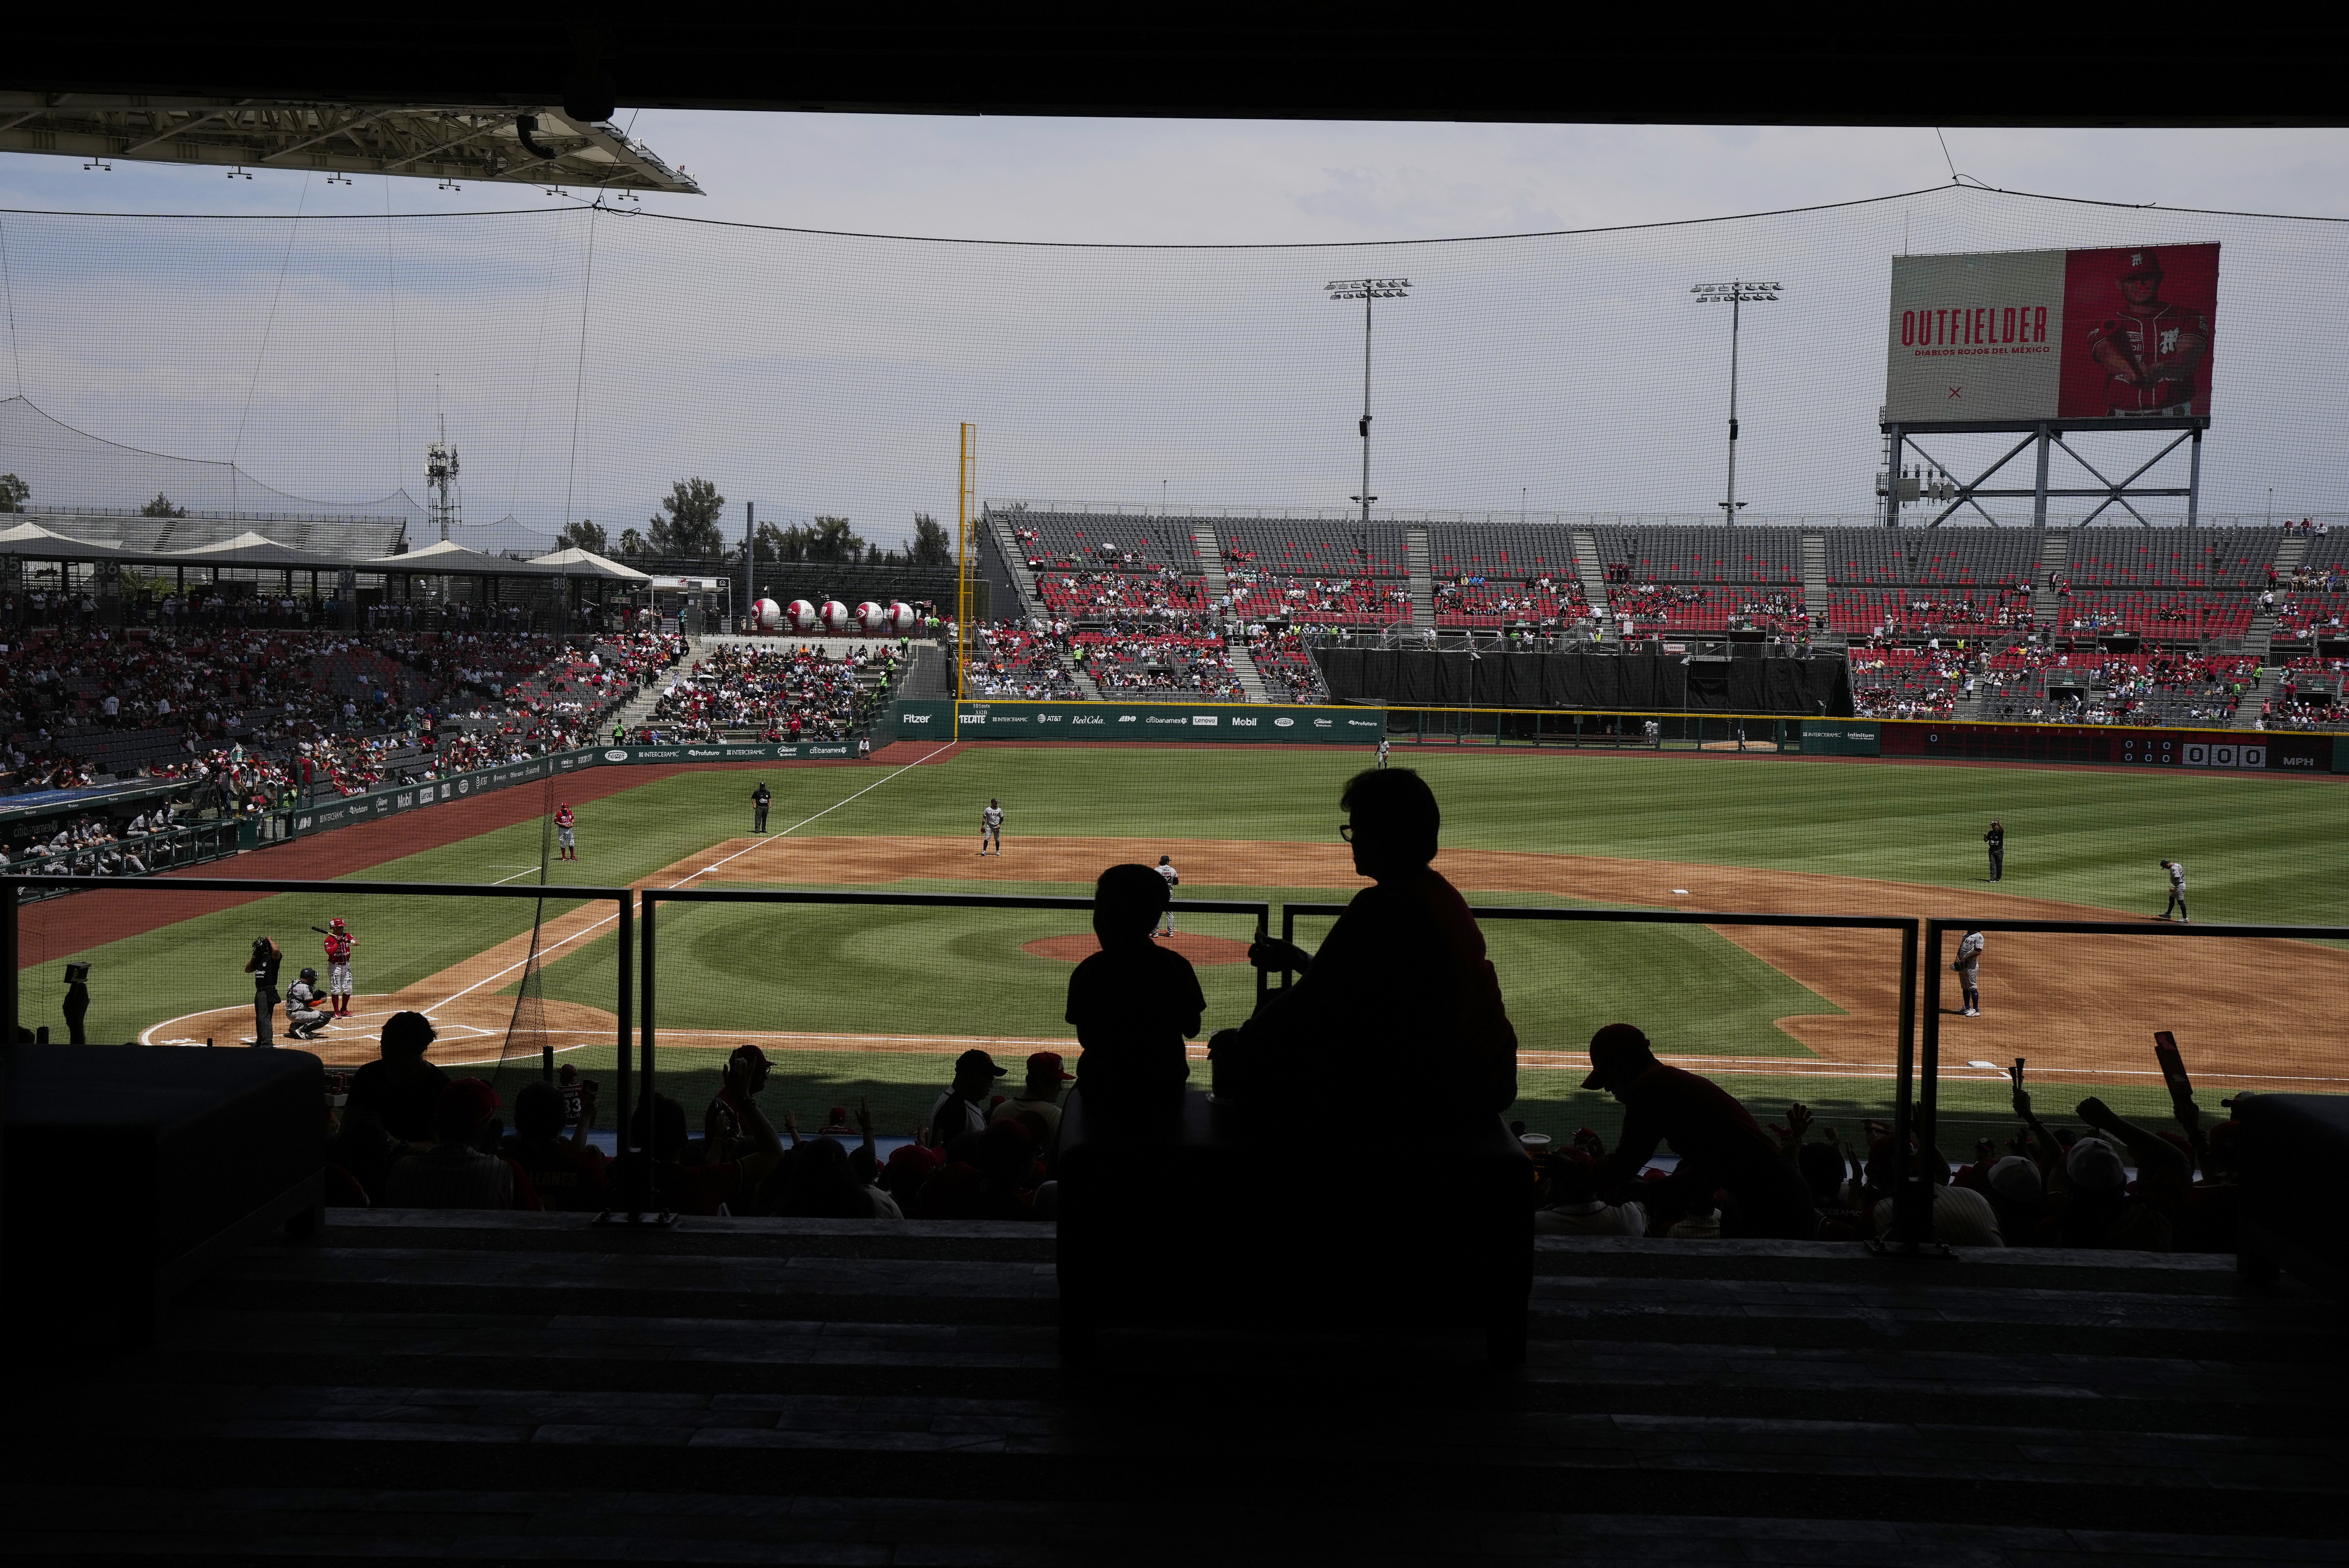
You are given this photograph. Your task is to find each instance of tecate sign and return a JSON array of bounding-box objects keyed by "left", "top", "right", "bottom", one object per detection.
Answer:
[{"left": 606, "top": 749, "right": 630, "bottom": 761}]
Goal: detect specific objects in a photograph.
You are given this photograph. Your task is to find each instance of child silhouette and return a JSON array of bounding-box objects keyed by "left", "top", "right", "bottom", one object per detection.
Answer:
[{"left": 1066, "top": 863, "right": 1205, "bottom": 1123}]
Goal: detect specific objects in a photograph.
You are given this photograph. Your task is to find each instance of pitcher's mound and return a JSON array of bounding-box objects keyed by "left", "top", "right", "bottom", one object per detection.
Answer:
[{"left": 1021, "top": 932, "right": 1255, "bottom": 966}]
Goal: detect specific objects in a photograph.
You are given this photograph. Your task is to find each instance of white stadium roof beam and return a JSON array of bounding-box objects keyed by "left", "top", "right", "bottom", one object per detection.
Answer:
[{"left": 0, "top": 95, "right": 700, "bottom": 193}]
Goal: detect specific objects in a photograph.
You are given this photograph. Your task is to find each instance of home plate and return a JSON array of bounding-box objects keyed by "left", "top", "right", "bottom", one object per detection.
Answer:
[{"left": 1670, "top": 889, "right": 1690, "bottom": 895}]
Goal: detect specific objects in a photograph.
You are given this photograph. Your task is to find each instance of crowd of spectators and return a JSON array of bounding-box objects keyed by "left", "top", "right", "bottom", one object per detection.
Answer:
[
  {"left": 966, "top": 620, "right": 1084, "bottom": 700},
  {"left": 1847, "top": 645, "right": 1962, "bottom": 719},
  {"left": 643, "top": 641, "right": 900, "bottom": 741},
  {"left": 1035, "top": 567, "right": 1211, "bottom": 626},
  {"left": 1076, "top": 631, "right": 1245, "bottom": 697},
  {"left": 0, "top": 622, "right": 683, "bottom": 800}
]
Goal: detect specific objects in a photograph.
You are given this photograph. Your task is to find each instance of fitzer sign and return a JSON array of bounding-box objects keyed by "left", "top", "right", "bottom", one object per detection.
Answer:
[{"left": 1885, "top": 244, "right": 2219, "bottom": 426}]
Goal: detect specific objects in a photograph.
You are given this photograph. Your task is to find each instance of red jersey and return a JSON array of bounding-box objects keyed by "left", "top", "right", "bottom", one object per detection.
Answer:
[
  {"left": 2088, "top": 302, "right": 2210, "bottom": 414},
  {"left": 555, "top": 806, "right": 575, "bottom": 829},
  {"left": 322, "top": 931, "right": 356, "bottom": 964}
]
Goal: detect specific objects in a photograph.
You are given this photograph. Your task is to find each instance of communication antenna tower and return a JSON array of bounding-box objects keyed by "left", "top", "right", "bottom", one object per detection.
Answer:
[{"left": 426, "top": 413, "right": 462, "bottom": 543}]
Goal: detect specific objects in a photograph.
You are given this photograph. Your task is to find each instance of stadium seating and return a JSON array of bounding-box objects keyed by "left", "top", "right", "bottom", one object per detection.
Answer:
[
  {"left": 1593, "top": 524, "right": 1802, "bottom": 586},
  {"left": 1424, "top": 523, "right": 1581, "bottom": 578},
  {"left": 1828, "top": 588, "right": 2034, "bottom": 637},
  {"left": 2273, "top": 593, "right": 2349, "bottom": 641},
  {"left": 1976, "top": 650, "right": 2254, "bottom": 726},
  {"left": 1823, "top": 529, "right": 2040, "bottom": 588},
  {"left": 1247, "top": 625, "right": 1325, "bottom": 700},
  {"left": 1211, "top": 520, "right": 1410, "bottom": 576},
  {"left": 1844, "top": 645, "right": 1962, "bottom": 718},
  {"left": 1010, "top": 514, "right": 1200, "bottom": 572},
  {"left": 1245, "top": 573, "right": 1412, "bottom": 627},
  {"left": 2067, "top": 526, "right": 2280, "bottom": 589},
  {"left": 965, "top": 621, "right": 1084, "bottom": 699},
  {"left": 2049, "top": 590, "right": 2254, "bottom": 642},
  {"left": 1432, "top": 575, "right": 1587, "bottom": 631},
  {"left": 1076, "top": 630, "right": 1245, "bottom": 697},
  {"left": 643, "top": 642, "right": 902, "bottom": 740}
]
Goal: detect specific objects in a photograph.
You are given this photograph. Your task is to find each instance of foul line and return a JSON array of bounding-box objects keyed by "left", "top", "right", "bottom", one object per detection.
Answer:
[
  {"left": 668, "top": 742, "right": 965, "bottom": 888},
  {"left": 426, "top": 743, "right": 964, "bottom": 1011}
]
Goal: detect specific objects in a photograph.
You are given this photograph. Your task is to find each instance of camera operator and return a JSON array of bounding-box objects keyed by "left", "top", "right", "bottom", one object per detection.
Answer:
[{"left": 244, "top": 934, "right": 283, "bottom": 1048}]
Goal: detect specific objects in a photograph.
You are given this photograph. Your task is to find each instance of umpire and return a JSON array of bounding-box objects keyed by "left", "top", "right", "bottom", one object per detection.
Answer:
[
  {"left": 752, "top": 782, "right": 772, "bottom": 834},
  {"left": 1983, "top": 819, "right": 2004, "bottom": 882}
]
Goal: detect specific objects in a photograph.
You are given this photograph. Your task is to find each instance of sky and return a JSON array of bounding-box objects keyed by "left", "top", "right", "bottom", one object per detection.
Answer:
[{"left": 1, "top": 116, "right": 2345, "bottom": 548}]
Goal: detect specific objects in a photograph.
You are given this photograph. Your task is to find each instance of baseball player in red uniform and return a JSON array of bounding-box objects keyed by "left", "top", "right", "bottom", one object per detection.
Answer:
[
  {"left": 321, "top": 917, "right": 357, "bottom": 1017},
  {"left": 555, "top": 802, "right": 577, "bottom": 861},
  {"left": 2088, "top": 250, "right": 2211, "bottom": 417}
]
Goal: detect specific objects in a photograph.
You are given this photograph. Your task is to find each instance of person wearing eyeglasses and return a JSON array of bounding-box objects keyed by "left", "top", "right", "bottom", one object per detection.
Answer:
[{"left": 1216, "top": 768, "right": 1516, "bottom": 1127}]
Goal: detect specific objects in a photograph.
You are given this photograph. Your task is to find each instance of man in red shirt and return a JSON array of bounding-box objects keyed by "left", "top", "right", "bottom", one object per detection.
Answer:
[{"left": 1582, "top": 1023, "right": 1817, "bottom": 1240}]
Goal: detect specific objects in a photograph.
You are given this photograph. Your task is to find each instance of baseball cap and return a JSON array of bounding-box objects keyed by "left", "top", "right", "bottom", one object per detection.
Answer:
[
  {"left": 330, "top": 917, "right": 347, "bottom": 929},
  {"left": 956, "top": 1048, "right": 1008, "bottom": 1079},
  {"left": 2065, "top": 1135, "right": 2128, "bottom": 1193},
  {"left": 1988, "top": 1155, "right": 2043, "bottom": 1204},
  {"left": 1025, "top": 1050, "right": 1074, "bottom": 1082},
  {"left": 728, "top": 1043, "right": 773, "bottom": 1073},
  {"left": 2121, "top": 249, "right": 2162, "bottom": 277},
  {"left": 437, "top": 1076, "right": 502, "bottom": 1121},
  {"left": 1583, "top": 1023, "right": 1654, "bottom": 1090}
]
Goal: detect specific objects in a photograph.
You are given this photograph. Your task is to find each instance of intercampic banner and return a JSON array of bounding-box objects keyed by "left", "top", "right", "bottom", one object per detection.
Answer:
[{"left": 1884, "top": 244, "right": 2219, "bottom": 426}]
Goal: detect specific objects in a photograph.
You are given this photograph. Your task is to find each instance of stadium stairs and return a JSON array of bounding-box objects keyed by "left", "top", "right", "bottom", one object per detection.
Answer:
[
  {"left": 1801, "top": 531, "right": 1830, "bottom": 626},
  {"left": 6, "top": 1210, "right": 2343, "bottom": 1563},
  {"left": 2234, "top": 665, "right": 2284, "bottom": 731},
  {"left": 989, "top": 512, "right": 1050, "bottom": 626},
  {"left": 1569, "top": 529, "right": 1609, "bottom": 614},
  {"left": 1405, "top": 526, "right": 1436, "bottom": 631},
  {"left": 1187, "top": 523, "right": 1272, "bottom": 699},
  {"left": 2034, "top": 529, "right": 2070, "bottom": 622}
]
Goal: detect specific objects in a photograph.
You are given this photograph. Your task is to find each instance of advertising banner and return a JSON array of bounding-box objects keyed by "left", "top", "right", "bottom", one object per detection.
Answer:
[
  {"left": 890, "top": 699, "right": 1384, "bottom": 744},
  {"left": 1885, "top": 244, "right": 2219, "bottom": 427},
  {"left": 595, "top": 742, "right": 853, "bottom": 763},
  {"left": 288, "top": 748, "right": 604, "bottom": 837},
  {"left": 1879, "top": 721, "right": 2326, "bottom": 772},
  {"left": 1799, "top": 720, "right": 1882, "bottom": 756}
]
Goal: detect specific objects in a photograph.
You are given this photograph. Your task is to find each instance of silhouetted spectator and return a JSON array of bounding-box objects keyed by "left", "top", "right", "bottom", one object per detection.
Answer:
[
  {"left": 928, "top": 1049, "right": 1008, "bottom": 1146},
  {"left": 773, "top": 1136, "right": 898, "bottom": 1219},
  {"left": 1222, "top": 769, "right": 1517, "bottom": 1128},
  {"left": 879, "top": 1143, "right": 943, "bottom": 1210},
  {"left": 1534, "top": 1148, "right": 1648, "bottom": 1235},
  {"left": 991, "top": 1050, "right": 1073, "bottom": 1144},
  {"left": 623, "top": 1080, "right": 785, "bottom": 1217},
  {"left": 1068, "top": 864, "right": 1203, "bottom": 1124},
  {"left": 344, "top": 1010, "right": 451, "bottom": 1150},
  {"left": 387, "top": 1078, "right": 539, "bottom": 1210},
  {"left": 1582, "top": 1023, "right": 1816, "bottom": 1240},
  {"left": 1866, "top": 1137, "right": 2003, "bottom": 1246},
  {"left": 502, "top": 1078, "right": 609, "bottom": 1213},
  {"left": 60, "top": 962, "right": 90, "bottom": 1046},
  {"left": 705, "top": 1044, "right": 774, "bottom": 1163},
  {"left": 1983, "top": 1154, "right": 2046, "bottom": 1246}
]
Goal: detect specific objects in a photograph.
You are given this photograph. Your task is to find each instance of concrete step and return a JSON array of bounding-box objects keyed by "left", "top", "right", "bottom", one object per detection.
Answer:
[
  {"left": 1570, "top": 529, "right": 1609, "bottom": 616},
  {"left": 13, "top": 1213, "right": 2344, "bottom": 1560},
  {"left": 1801, "top": 531, "right": 1830, "bottom": 623},
  {"left": 1405, "top": 525, "right": 1435, "bottom": 630},
  {"left": 2034, "top": 529, "right": 2070, "bottom": 623}
]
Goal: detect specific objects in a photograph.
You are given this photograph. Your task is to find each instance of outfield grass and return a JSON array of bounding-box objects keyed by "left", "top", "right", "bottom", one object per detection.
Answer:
[{"left": 22, "top": 744, "right": 2344, "bottom": 1141}]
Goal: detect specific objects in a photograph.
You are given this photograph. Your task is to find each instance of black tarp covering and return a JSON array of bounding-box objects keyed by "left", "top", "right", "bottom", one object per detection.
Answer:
[{"left": 1314, "top": 648, "right": 1850, "bottom": 717}]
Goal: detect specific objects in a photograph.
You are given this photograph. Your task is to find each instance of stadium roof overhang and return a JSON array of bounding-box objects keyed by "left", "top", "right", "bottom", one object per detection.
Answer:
[
  {"left": 0, "top": 96, "right": 699, "bottom": 193},
  {"left": 3, "top": 20, "right": 2346, "bottom": 129}
]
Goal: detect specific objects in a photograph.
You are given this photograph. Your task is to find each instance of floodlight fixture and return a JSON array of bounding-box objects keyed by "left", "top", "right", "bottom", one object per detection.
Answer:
[
  {"left": 227, "top": 165, "right": 252, "bottom": 181},
  {"left": 1689, "top": 278, "right": 1785, "bottom": 523},
  {"left": 1326, "top": 278, "right": 1415, "bottom": 525},
  {"left": 82, "top": 159, "right": 111, "bottom": 172}
]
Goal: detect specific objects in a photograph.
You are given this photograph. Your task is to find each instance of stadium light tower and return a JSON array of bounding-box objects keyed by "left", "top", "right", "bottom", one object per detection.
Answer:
[
  {"left": 1326, "top": 277, "right": 1410, "bottom": 524},
  {"left": 1690, "top": 278, "right": 1782, "bottom": 524}
]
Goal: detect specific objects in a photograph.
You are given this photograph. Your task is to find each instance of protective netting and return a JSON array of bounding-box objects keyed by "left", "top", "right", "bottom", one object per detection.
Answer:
[
  {"left": 0, "top": 185, "right": 2344, "bottom": 549},
  {"left": 488, "top": 771, "right": 561, "bottom": 1094}
]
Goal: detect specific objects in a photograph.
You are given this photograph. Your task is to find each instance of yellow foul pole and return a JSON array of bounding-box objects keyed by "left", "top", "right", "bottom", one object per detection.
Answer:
[{"left": 955, "top": 422, "right": 976, "bottom": 737}]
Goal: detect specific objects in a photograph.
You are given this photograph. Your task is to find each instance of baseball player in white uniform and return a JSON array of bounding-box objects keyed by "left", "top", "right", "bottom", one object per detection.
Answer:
[
  {"left": 2159, "top": 859, "right": 2189, "bottom": 922},
  {"left": 1953, "top": 929, "right": 1983, "bottom": 1017},
  {"left": 1376, "top": 736, "right": 1390, "bottom": 770},
  {"left": 1155, "top": 854, "right": 1179, "bottom": 937},
  {"left": 979, "top": 798, "right": 1004, "bottom": 857}
]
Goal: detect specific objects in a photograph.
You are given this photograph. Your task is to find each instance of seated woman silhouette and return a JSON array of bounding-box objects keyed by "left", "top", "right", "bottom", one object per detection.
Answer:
[{"left": 1217, "top": 768, "right": 1517, "bottom": 1129}]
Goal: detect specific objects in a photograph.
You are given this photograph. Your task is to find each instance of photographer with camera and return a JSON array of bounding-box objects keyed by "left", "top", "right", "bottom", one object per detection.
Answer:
[{"left": 243, "top": 934, "right": 283, "bottom": 1048}]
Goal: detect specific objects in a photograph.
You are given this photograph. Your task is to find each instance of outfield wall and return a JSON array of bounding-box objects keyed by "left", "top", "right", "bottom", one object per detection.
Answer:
[
  {"left": 887, "top": 699, "right": 1387, "bottom": 744},
  {"left": 1805, "top": 719, "right": 2342, "bottom": 773}
]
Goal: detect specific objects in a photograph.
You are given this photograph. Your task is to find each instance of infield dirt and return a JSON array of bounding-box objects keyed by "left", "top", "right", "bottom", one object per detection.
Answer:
[{"left": 150, "top": 831, "right": 2349, "bottom": 1091}]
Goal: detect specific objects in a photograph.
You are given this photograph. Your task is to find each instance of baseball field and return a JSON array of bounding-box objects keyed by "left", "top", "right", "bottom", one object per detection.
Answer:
[{"left": 17, "top": 740, "right": 2349, "bottom": 1147}]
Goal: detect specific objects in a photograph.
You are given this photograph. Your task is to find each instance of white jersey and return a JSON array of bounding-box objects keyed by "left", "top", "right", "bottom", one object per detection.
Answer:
[
  {"left": 287, "top": 980, "right": 325, "bottom": 1016},
  {"left": 1157, "top": 863, "right": 1179, "bottom": 892},
  {"left": 982, "top": 805, "right": 1004, "bottom": 831},
  {"left": 1955, "top": 932, "right": 1984, "bottom": 970},
  {"left": 2168, "top": 862, "right": 2186, "bottom": 890}
]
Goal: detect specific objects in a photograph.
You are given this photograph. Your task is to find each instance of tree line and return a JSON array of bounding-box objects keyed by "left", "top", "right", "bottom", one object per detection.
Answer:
[{"left": 553, "top": 478, "right": 952, "bottom": 568}]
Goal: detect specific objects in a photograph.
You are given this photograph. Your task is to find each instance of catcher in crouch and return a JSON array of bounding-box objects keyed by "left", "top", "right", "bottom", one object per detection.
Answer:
[{"left": 317, "top": 917, "right": 358, "bottom": 1017}]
